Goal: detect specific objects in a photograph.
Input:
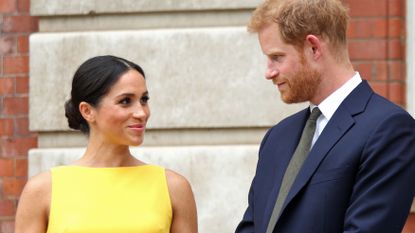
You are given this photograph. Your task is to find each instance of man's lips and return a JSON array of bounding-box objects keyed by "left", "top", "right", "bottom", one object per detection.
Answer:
[{"left": 273, "top": 80, "right": 286, "bottom": 89}]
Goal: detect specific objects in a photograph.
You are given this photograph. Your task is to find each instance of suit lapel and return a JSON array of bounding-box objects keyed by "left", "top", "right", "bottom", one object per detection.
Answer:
[{"left": 275, "top": 81, "right": 374, "bottom": 222}]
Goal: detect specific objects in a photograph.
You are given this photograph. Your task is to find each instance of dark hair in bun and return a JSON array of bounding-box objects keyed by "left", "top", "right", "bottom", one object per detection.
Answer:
[{"left": 64, "top": 55, "right": 145, "bottom": 134}]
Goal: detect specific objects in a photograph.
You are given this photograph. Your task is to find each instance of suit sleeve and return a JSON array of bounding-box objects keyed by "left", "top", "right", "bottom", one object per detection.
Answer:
[
  {"left": 343, "top": 112, "right": 415, "bottom": 233},
  {"left": 235, "top": 177, "right": 256, "bottom": 233},
  {"left": 235, "top": 129, "right": 273, "bottom": 233}
]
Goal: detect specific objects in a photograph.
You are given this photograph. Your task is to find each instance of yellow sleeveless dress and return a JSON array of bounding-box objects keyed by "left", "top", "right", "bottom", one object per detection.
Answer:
[{"left": 46, "top": 165, "right": 172, "bottom": 233}]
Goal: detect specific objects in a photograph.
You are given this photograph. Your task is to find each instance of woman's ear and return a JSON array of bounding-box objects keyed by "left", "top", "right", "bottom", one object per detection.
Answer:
[
  {"left": 305, "top": 34, "right": 323, "bottom": 60},
  {"left": 79, "top": 102, "right": 96, "bottom": 123}
]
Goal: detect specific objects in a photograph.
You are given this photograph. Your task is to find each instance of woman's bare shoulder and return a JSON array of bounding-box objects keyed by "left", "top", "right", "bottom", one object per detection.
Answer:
[
  {"left": 20, "top": 170, "right": 52, "bottom": 203},
  {"left": 164, "top": 169, "right": 192, "bottom": 192},
  {"left": 15, "top": 171, "right": 51, "bottom": 233},
  {"left": 164, "top": 169, "right": 198, "bottom": 233},
  {"left": 164, "top": 169, "right": 195, "bottom": 208}
]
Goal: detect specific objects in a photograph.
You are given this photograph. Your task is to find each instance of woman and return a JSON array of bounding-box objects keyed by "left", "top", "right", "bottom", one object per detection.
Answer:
[{"left": 15, "top": 55, "right": 198, "bottom": 233}]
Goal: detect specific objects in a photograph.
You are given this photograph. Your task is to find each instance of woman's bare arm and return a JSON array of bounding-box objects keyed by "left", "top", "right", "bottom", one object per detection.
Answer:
[
  {"left": 166, "top": 169, "right": 198, "bottom": 233},
  {"left": 15, "top": 171, "right": 51, "bottom": 233}
]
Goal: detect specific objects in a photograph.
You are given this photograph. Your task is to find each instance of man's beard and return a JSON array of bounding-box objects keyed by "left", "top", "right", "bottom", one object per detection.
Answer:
[{"left": 280, "top": 59, "right": 322, "bottom": 104}]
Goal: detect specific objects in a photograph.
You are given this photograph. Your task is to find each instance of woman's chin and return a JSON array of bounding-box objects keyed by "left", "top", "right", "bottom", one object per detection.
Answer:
[{"left": 129, "top": 139, "right": 144, "bottom": 147}]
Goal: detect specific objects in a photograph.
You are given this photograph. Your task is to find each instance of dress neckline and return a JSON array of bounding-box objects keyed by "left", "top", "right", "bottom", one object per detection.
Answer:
[{"left": 62, "top": 164, "right": 156, "bottom": 170}]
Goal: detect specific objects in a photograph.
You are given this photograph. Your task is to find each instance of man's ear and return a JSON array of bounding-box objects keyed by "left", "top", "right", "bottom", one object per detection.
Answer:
[
  {"left": 79, "top": 101, "right": 96, "bottom": 123},
  {"left": 305, "top": 34, "right": 323, "bottom": 60}
]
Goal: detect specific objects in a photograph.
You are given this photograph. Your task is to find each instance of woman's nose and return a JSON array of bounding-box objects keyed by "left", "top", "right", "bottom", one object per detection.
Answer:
[{"left": 132, "top": 104, "right": 147, "bottom": 118}]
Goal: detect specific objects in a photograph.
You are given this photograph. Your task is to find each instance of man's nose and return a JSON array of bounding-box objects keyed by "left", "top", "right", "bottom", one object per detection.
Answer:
[{"left": 265, "top": 60, "right": 278, "bottom": 80}]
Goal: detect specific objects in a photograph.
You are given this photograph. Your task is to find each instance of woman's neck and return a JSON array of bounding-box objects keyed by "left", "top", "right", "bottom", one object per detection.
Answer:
[{"left": 74, "top": 139, "right": 142, "bottom": 167}]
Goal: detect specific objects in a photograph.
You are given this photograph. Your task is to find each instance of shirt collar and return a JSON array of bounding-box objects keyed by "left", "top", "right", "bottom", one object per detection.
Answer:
[{"left": 310, "top": 72, "right": 362, "bottom": 120}]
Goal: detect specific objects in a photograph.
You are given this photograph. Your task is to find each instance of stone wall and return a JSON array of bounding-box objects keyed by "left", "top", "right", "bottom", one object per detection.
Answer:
[
  {"left": 26, "top": 0, "right": 415, "bottom": 232},
  {"left": 28, "top": 0, "right": 306, "bottom": 232}
]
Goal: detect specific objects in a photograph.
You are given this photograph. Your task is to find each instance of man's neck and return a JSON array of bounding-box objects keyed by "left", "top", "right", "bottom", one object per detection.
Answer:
[{"left": 310, "top": 61, "right": 355, "bottom": 105}]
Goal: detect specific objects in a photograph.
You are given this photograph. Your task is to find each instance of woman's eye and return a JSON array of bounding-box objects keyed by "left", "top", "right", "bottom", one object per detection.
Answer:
[
  {"left": 140, "top": 96, "right": 150, "bottom": 105},
  {"left": 119, "top": 97, "right": 131, "bottom": 105}
]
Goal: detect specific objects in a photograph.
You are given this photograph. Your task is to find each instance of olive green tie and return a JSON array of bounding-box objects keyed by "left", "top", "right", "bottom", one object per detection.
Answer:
[{"left": 266, "top": 107, "right": 322, "bottom": 233}]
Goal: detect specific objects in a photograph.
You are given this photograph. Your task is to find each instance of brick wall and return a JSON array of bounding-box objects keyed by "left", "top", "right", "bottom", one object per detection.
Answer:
[
  {"left": 405, "top": 214, "right": 415, "bottom": 233},
  {"left": 0, "top": 0, "right": 413, "bottom": 232},
  {"left": 346, "top": 0, "right": 414, "bottom": 232},
  {"left": 346, "top": 0, "right": 407, "bottom": 106},
  {"left": 0, "top": 0, "right": 38, "bottom": 232}
]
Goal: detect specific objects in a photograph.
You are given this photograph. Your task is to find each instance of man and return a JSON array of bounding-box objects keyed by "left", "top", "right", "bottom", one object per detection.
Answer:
[{"left": 236, "top": 0, "right": 415, "bottom": 233}]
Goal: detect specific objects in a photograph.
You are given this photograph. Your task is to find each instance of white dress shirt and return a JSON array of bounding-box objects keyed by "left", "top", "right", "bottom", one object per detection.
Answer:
[{"left": 310, "top": 72, "right": 363, "bottom": 147}]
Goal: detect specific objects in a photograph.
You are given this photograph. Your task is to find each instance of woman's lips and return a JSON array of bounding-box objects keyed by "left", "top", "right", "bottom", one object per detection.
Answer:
[{"left": 128, "top": 124, "right": 145, "bottom": 131}]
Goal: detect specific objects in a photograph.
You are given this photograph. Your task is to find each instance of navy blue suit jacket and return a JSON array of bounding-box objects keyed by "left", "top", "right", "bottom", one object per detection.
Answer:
[{"left": 236, "top": 81, "right": 415, "bottom": 233}]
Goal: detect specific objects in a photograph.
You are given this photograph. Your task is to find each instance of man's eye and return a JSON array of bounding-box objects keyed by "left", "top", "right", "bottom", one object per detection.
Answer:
[{"left": 271, "top": 55, "right": 282, "bottom": 62}]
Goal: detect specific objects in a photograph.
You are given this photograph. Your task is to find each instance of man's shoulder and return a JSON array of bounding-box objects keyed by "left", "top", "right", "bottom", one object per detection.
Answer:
[
  {"left": 264, "top": 108, "right": 309, "bottom": 138},
  {"left": 273, "top": 108, "right": 308, "bottom": 127},
  {"left": 367, "top": 92, "right": 413, "bottom": 119}
]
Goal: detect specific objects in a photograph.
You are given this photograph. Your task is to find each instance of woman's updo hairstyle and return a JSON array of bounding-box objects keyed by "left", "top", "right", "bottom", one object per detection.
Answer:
[{"left": 64, "top": 55, "right": 145, "bottom": 134}]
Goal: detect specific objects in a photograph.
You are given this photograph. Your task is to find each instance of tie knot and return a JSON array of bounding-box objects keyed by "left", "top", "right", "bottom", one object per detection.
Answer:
[{"left": 309, "top": 107, "right": 322, "bottom": 121}]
